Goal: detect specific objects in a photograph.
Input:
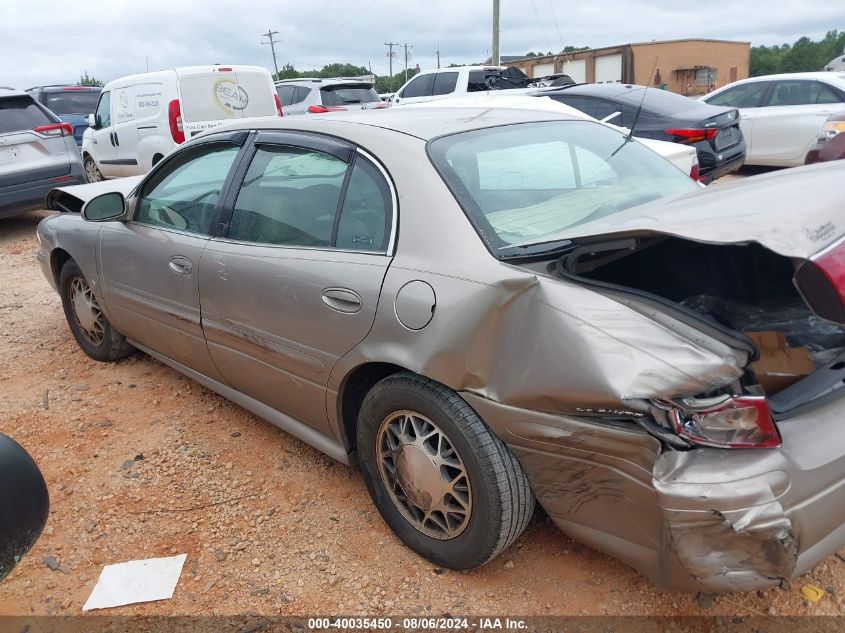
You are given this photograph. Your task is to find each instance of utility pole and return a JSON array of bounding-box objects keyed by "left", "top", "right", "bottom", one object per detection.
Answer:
[
  {"left": 492, "top": 0, "right": 500, "bottom": 66},
  {"left": 402, "top": 43, "right": 413, "bottom": 83},
  {"left": 384, "top": 41, "right": 398, "bottom": 88},
  {"left": 261, "top": 29, "right": 281, "bottom": 79},
  {"left": 436, "top": 42, "right": 441, "bottom": 69}
]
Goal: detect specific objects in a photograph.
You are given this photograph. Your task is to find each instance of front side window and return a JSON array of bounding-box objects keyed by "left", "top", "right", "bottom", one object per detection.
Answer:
[
  {"left": 428, "top": 121, "right": 699, "bottom": 255},
  {"left": 704, "top": 82, "right": 769, "bottom": 108},
  {"left": 401, "top": 74, "right": 433, "bottom": 98},
  {"left": 135, "top": 143, "right": 240, "bottom": 234},
  {"left": 95, "top": 91, "right": 111, "bottom": 128}
]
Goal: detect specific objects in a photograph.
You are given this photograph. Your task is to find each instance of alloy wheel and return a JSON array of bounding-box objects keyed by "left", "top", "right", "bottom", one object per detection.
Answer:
[{"left": 376, "top": 410, "right": 472, "bottom": 540}]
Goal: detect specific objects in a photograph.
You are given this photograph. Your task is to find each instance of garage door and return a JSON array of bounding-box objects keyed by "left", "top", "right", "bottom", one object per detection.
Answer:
[
  {"left": 532, "top": 62, "right": 555, "bottom": 78},
  {"left": 595, "top": 54, "right": 622, "bottom": 83},
  {"left": 559, "top": 59, "right": 586, "bottom": 83}
]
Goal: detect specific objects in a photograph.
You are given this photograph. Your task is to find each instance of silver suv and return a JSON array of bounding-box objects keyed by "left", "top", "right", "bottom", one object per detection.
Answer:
[
  {"left": 0, "top": 88, "right": 86, "bottom": 218},
  {"left": 274, "top": 78, "right": 386, "bottom": 115}
]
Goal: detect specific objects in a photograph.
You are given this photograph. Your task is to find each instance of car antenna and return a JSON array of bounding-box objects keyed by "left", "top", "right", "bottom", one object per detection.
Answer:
[
  {"left": 626, "top": 57, "right": 659, "bottom": 142},
  {"left": 610, "top": 56, "right": 658, "bottom": 158}
]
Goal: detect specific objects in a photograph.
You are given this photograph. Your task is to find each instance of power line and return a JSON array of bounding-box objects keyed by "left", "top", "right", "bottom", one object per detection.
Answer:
[
  {"left": 529, "top": 0, "right": 553, "bottom": 54},
  {"left": 548, "top": 0, "right": 565, "bottom": 52},
  {"left": 261, "top": 30, "right": 281, "bottom": 78}
]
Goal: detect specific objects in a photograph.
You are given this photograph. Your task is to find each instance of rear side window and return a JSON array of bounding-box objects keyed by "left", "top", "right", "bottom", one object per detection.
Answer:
[
  {"left": 767, "top": 80, "right": 822, "bottom": 106},
  {"left": 817, "top": 84, "right": 845, "bottom": 104},
  {"left": 321, "top": 85, "right": 379, "bottom": 106},
  {"left": 293, "top": 86, "right": 310, "bottom": 104},
  {"left": 0, "top": 95, "right": 55, "bottom": 134},
  {"left": 705, "top": 82, "right": 770, "bottom": 108},
  {"left": 432, "top": 72, "right": 459, "bottom": 96},
  {"left": 336, "top": 158, "right": 392, "bottom": 251},
  {"left": 228, "top": 146, "right": 348, "bottom": 247},
  {"left": 467, "top": 70, "right": 491, "bottom": 92},
  {"left": 400, "top": 74, "right": 433, "bottom": 98},
  {"left": 276, "top": 85, "right": 297, "bottom": 107},
  {"left": 549, "top": 95, "right": 599, "bottom": 118},
  {"left": 44, "top": 90, "right": 101, "bottom": 115}
]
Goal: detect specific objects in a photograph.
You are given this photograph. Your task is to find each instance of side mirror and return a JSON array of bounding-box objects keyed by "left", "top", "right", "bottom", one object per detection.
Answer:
[
  {"left": 87, "top": 113, "right": 96, "bottom": 128},
  {"left": 83, "top": 192, "right": 126, "bottom": 222},
  {"left": 0, "top": 434, "right": 49, "bottom": 581}
]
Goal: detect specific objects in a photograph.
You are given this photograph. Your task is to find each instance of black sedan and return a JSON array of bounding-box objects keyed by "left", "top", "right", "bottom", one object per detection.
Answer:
[{"left": 537, "top": 83, "right": 746, "bottom": 183}]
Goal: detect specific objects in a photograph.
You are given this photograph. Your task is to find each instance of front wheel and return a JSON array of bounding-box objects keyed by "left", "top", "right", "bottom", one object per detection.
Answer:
[
  {"left": 83, "top": 155, "right": 103, "bottom": 183},
  {"left": 59, "top": 260, "right": 134, "bottom": 362},
  {"left": 357, "top": 373, "right": 535, "bottom": 570}
]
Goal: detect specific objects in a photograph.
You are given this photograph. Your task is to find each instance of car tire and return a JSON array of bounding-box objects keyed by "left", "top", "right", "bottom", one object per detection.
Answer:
[
  {"left": 357, "top": 372, "right": 535, "bottom": 570},
  {"left": 59, "top": 260, "right": 134, "bottom": 362},
  {"left": 83, "top": 155, "right": 103, "bottom": 183}
]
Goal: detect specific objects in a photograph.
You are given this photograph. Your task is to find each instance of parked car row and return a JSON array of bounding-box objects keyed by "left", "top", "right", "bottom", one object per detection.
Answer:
[{"left": 36, "top": 106, "right": 845, "bottom": 593}]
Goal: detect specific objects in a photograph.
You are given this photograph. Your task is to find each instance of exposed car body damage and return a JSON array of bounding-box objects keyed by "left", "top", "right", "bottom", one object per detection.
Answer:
[{"left": 39, "top": 110, "right": 845, "bottom": 591}]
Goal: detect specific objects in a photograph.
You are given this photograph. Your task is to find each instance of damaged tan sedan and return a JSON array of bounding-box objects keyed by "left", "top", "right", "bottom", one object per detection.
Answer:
[{"left": 37, "top": 107, "right": 845, "bottom": 592}]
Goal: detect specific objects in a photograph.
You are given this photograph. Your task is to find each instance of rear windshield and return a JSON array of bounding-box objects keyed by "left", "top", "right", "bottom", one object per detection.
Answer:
[
  {"left": 179, "top": 72, "right": 276, "bottom": 122},
  {"left": 0, "top": 95, "right": 55, "bottom": 134},
  {"left": 45, "top": 90, "right": 101, "bottom": 115},
  {"left": 428, "top": 120, "right": 698, "bottom": 256},
  {"left": 611, "top": 87, "right": 710, "bottom": 114},
  {"left": 321, "top": 84, "right": 379, "bottom": 106}
]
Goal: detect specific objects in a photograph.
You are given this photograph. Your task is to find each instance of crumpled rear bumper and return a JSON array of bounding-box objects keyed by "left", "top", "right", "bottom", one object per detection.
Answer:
[{"left": 464, "top": 392, "right": 845, "bottom": 592}]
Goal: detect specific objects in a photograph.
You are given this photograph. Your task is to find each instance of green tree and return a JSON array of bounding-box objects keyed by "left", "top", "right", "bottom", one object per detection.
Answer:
[
  {"left": 79, "top": 71, "right": 103, "bottom": 86},
  {"left": 750, "top": 31, "right": 845, "bottom": 76}
]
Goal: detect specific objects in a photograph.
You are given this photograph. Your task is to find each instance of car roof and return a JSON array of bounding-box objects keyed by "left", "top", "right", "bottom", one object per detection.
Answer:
[
  {"left": 730, "top": 71, "right": 845, "bottom": 83},
  {"left": 415, "top": 65, "right": 506, "bottom": 76},
  {"left": 0, "top": 87, "right": 29, "bottom": 98},
  {"left": 275, "top": 78, "right": 373, "bottom": 87},
  {"left": 215, "top": 106, "right": 584, "bottom": 141},
  {"left": 27, "top": 84, "right": 101, "bottom": 92},
  {"left": 541, "top": 83, "right": 644, "bottom": 98}
]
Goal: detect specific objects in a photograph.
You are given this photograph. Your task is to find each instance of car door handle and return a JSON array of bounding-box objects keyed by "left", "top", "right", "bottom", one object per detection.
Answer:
[
  {"left": 168, "top": 256, "right": 193, "bottom": 275},
  {"left": 321, "top": 288, "right": 362, "bottom": 313}
]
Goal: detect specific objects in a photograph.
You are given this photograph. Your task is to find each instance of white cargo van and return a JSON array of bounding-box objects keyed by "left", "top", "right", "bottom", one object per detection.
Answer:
[{"left": 81, "top": 65, "right": 281, "bottom": 180}]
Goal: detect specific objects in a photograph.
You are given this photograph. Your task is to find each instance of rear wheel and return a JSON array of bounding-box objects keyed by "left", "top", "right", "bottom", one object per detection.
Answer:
[
  {"left": 59, "top": 260, "right": 134, "bottom": 361},
  {"left": 83, "top": 155, "right": 103, "bottom": 183},
  {"left": 357, "top": 373, "right": 535, "bottom": 570}
]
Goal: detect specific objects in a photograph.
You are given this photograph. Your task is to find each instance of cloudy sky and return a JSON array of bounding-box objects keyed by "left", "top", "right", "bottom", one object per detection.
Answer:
[{"left": 2, "top": 0, "right": 843, "bottom": 88}]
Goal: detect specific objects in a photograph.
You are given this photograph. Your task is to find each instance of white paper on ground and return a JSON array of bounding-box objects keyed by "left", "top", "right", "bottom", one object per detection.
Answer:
[{"left": 82, "top": 553, "right": 187, "bottom": 611}]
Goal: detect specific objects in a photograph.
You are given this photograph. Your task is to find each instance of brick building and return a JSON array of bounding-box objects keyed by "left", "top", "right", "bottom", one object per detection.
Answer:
[{"left": 505, "top": 38, "right": 750, "bottom": 96}]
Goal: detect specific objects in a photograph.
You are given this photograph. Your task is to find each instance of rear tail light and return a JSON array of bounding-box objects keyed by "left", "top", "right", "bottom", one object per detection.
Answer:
[
  {"left": 795, "top": 237, "right": 845, "bottom": 323},
  {"left": 274, "top": 94, "right": 283, "bottom": 117},
  {"left": 662, "top": 396, "right": 780, "bottom": 448},
  {"left": 33, "top": 123, "right": 73, "bottom": 138},
  {"left": 168, "top": 99, "right": 185, "bottom": 144},
  {"left": 689, "top": 163, "right": 700, "bottom": 181},
  {"left": 665, "top": 128, "right": 718, "bottom": 144},
  {"left": 307, "top": 105, "right": 346, "bottom": 114},
  {"left": 374, "top": 102, "right": 389, "bottom": 109}
]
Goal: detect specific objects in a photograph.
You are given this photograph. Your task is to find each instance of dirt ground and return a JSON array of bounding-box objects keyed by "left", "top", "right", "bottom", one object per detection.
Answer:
[{"left": 1, "top": 190, "right": 844, "bottom": 617}]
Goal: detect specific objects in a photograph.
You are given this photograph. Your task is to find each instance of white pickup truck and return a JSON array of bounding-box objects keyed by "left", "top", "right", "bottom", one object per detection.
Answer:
[{"left": 391, "top": 65, "right": 572, "bottom": 106}]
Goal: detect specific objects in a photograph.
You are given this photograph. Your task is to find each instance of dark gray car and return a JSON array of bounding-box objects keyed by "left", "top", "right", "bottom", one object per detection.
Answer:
[
  {"left": 0, "top": 88, "right": 86, "bottom": 218},
  {"left": 36, "top": 108, "right": 845, "bottom": 592}
]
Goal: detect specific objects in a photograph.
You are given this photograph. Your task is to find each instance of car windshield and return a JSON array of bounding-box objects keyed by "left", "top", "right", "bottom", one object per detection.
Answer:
[
  {"left": 428, "top": 120, "right": 699, "bottom": 256},
  {"left": 45, "top": 90, "right": 101, "bottom": 115}
]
